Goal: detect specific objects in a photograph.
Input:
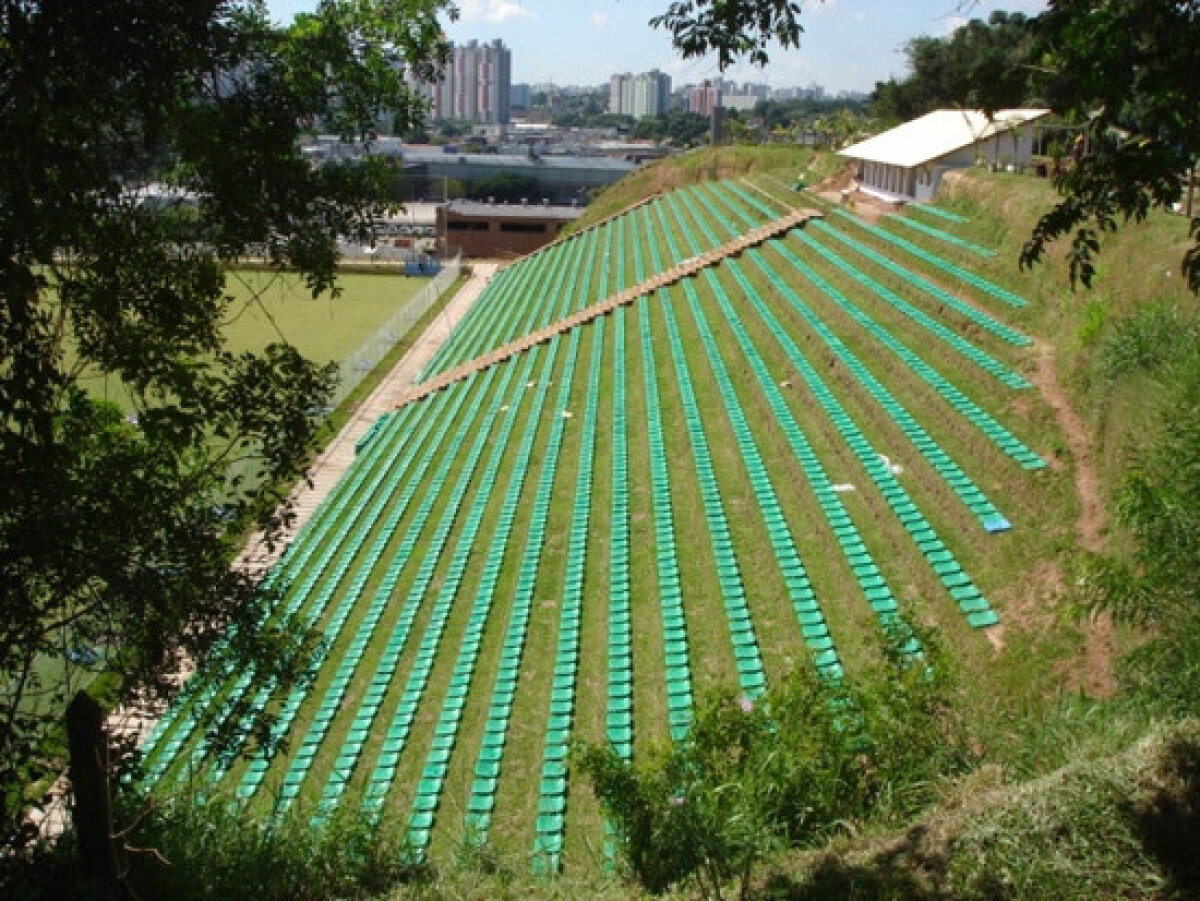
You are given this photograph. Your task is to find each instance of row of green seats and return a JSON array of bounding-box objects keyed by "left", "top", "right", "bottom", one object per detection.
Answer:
[
  {"left": 231, "top": 218, "right": 583, "bottom": 796},
  {"left": 208, "top": 406, "right": 466, "bottom": 790},
  {"left": 711, "top": 182, "right": 1043, "bottom": 473},
  {"left": 661, "top": 184, "right": 920, "bottom": 645},
  {"left": 417, "top": 233, "right": 593, "bottom": 852},
  {"left": 304, "top": 363, "right": 520, "bottom": 813},
  {"left": 353, "top": 231, "right": 591, "bottom": 814},
  {"left": 795, "top": 226, "right": 1029, "bottom": 389},
  {"left": 907, "top": 203, "right": 969, "bottom": 225},
  {"left": 828, "top": 207, "right": 1028, "bottom": 308},
  {"left": 416, "top": 251, "right": 525, "bottom": 379},
  {"left": 239, "top": 375, "right": 489, "bottom": 807},
  {"left": 144, "top": 397, "right": 431, "bottom": 787},
  {"left": 728, "top": 252, "right": 1000, "bottom": 630},
  {"left": 689, "top": 269, "right": 846, "bottom": 677},
  {"left": 657, "top": 191, "right": 907, "bottom": 662},
  {"left": 355, "top": 346, "right": 550, "bottom": 819},
  {"left": 138, "top": 398, "right": 421, "bottom": 772},
  {"left": 652, "top": 194, "right": 844, "bottom": 679},
  {"left": 687, "top": 184, "right": 1014, "bottom": 530},
  {"left": 650, "top": 201, "right": 768, "bottom": 697},
  {"left": 270, "top": 344, "right": 530, "bottom": 809},
  {"left": 418, "top": 224, "right": 570, "bottom": 378},
  {"left": 633, "top": 209, "right": 695, "bottom": 741},
  {"left": 408, "top": 327, "right": 579, "bottom": 858},
  {"left": 532, "top": 315, "right": 606, "bottom": 873},
  {"left": 215, "top": 369, "right": 481, "bottom": 791},
  {"left": 303, "top": 241, "right": 594, "bottom": 812},
  {"left": 802, "top": 214, "right": 1029, "bottom": 347},
  {"left": 607, "top": 303, "right": 636, "bottom": 760},
  {"left": 753, "top": 245, "right": 1012, "bottom": 532},
  {"left": 886, "top": 213, "right": 996, "bottom": 257},
  {"left": 769, "top": 241, "right": 1044, "bottom": 471}
]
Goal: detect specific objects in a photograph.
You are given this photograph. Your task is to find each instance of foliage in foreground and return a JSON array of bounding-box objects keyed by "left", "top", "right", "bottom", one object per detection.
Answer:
[
  {"left": 0, "top": 0, "right": 451, "bottom": 854},
  {"left": 1078, "top": 303, "right": 1200, "bottom": 717},
  {"left": 795, "top": 718, "right": 1200, "bottom": 900},
  {"left": 3, "top": 789, "right": 418, "bottom": 901},
  {"left": 577, "top": 632, "right": 973, "bottom": 899}
]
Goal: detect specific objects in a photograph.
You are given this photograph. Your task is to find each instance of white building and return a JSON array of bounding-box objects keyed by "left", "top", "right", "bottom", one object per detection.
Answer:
[
  {"left": 610, "top": 70, "right": 671, "bottom": 119},
  {"left": 839, "top": 108, "right": 1049, "bottom": 203}
]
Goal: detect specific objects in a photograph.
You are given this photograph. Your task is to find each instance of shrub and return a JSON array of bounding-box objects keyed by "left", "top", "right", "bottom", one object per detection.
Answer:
[{"left": 577, "top": 629, "right": 973, "bottom": 899}]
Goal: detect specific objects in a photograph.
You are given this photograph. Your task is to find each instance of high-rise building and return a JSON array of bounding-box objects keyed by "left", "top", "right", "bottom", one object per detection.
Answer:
[
  {"left": 422, "top": 39, "right": 512, "bottom": 125},
  {"left": 689, "top": 80, "right": 720, "bottom": 117},
  {"left": 610, "top": 70, "right": 671, "bottom": 119}
]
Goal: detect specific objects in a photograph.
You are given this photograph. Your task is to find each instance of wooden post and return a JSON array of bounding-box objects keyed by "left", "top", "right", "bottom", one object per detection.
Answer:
[
  {"left": 1187, "top": 158, "right": 1196, "bottom": 218},
  {"left": 66, "top": 690, "right": 121, "bottom": 899}
]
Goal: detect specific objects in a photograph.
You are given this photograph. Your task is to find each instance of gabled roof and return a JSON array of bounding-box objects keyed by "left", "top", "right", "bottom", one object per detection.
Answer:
[{"left": 839, "top": 108, "right": 1050, "bottom": 168}]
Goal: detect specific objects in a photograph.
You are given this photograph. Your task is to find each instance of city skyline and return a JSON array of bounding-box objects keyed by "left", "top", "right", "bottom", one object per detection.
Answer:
[{"left": 266, "top": 1, "right": 1048, "bottom": 95}]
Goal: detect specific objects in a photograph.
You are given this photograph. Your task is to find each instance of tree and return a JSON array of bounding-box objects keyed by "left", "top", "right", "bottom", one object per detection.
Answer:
[
  {"left": 1019, "top": 0, "right": 1200, "bottom": 294},
  {"left": 868, "top": 12, "right": 1039, "bottom": 123},
  {"left": 0, "top": 0, "right": 450, "bottom": 855}
]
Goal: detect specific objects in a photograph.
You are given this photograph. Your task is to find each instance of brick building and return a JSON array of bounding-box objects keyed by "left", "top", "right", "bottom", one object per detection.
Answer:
[{"left": 438, "top": 200, "right": 585, "bottom": 258}]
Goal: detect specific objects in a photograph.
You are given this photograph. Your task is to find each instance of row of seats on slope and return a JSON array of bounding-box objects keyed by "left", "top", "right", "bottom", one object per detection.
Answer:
[
  {"left": 701, "top": 185, "right": 1044, "bottom": 476},
  {"left": 796, "top": 214, "right": 1029, "bottom": 348},
  {"left": 644, "top": 201, "right": 769, "bottom": 697},
  {"left": 645, "top": 209, "right": 918, "bottom": 648},
  {"left": 256, "top": 369, "right": 502, "bottom": 807},
  {"left": 146, "top": 398, "right": 435, "bottom": 787},
  {"left": 682, "top": 185, "right": 1014, "bottom": 532},
  {"left": 408, "top": 334, "right": 572, "bottom": 857},
  {"left": 630, "top": 228, "right": 696, "bottom": 740},
  {"left": 726, "top": 251, "right": 999, "bottom": 631},
  {"left": 532, "top": 319, "right": 606, "bottom": 870},
  {"left": 350, "top": 351, "right": 549, "bottom": 815},
  {"left": 448, "top": 323, "right": 587, "bottom": 850},
  {"left": 139, "top": 401, "right": 418, "bottom": 766},
  {"left": 886, "top": 213, "right": 996, "bottom": 257},
  {"left": 652, "top": 194, "right": 846, "bottom": 677},
  {"left": 606, "top": 311, "right": 636, "bottom": 759},
  {"left": 357, "top": 248, "right": 590, "bottom": 826},
  {"left": 686, "top": 270, "right": 846, "bottom": 678}
]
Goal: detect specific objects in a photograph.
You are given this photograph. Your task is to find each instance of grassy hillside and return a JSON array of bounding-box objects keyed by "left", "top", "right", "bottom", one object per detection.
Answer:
[{"left": 120, "top": 148, "right": 1200, "bottom": 897}]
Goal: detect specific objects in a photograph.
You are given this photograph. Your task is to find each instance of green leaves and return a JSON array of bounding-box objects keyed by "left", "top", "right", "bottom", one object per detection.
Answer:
[
  {"left": 1022, "top": 0, "right": 1200, "bottom": 293},
  {"left": 578, "top": 632, "right": 972, "bottom": 898},
  {"left": 649, "top": 0, "right": 804, "bottom": 71},
  {"left": 0, "top": 0, "right": 448, "bottom": 853}
]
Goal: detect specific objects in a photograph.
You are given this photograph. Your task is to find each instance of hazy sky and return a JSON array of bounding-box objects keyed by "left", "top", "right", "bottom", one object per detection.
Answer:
[{"left": 265, "top": 1, "right": 1047, "bottom": 94}]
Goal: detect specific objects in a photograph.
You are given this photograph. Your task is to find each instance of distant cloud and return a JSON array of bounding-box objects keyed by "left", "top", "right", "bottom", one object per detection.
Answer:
[
  {"left": 458, "top": 0, "right": 536, "bottom": 23},
  {"left": 590, "top": 11, "right": 610, "bottom": 28}
]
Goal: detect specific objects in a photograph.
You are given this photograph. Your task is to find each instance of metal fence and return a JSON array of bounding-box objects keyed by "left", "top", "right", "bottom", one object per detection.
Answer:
[{"left": 329, "top": 251, "right": 461, "bottom": 408}]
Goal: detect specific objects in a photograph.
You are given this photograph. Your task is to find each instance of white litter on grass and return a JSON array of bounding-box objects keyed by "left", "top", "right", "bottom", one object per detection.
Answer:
[
  {"left": 832, "top": 483, "right": 856, "bottom": 493},
  {"left": 499, "top": 405, "right": 509, "bottom": 412},
  {"left": 878, "top": 453, "right": 904, "bottom": 476},
  {"left": 527, "top": 380, "right": 536, "bottom": 388},
  {"left": 779, "top": 379, "right": 793, "bottom": 388},
  {"left": 561, "top": 411, "right": 574, "bottom": 418}
]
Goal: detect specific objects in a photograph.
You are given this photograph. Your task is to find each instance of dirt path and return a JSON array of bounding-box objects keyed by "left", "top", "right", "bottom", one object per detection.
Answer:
[{"left": 1028, "top": 339, "right": 1116, "bottom": 696}]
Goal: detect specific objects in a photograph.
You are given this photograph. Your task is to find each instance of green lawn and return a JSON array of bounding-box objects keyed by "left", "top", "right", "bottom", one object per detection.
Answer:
[
  {"left": 79, "top": 269, "right": 431, "bottom": 409},
  {"left": 221, "top": 270, "right": 429, "bottom": 363}
]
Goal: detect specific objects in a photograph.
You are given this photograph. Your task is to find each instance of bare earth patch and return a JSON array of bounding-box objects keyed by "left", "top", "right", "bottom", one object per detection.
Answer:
[{"left": 1028, "top": 339, "right": 1116, "bottom": 697}]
